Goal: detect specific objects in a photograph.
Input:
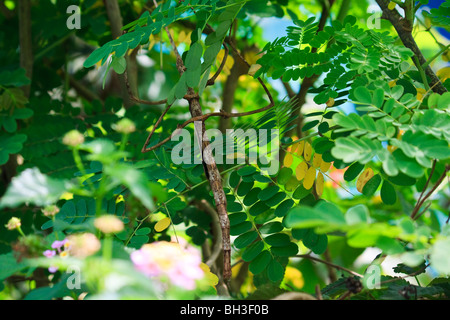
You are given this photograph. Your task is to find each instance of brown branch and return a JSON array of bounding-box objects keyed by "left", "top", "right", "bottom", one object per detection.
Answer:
[
  {"left": 104, "top": 0, "right": 139, "bottom": 107},
  {"left": 141, "top": 103, "right": 173, "bottom": 153},
  {"left": 152, "top": 0, "right": 232, "bottom": 282},
  {"left": 376, "top": 0, "right": 447, "bottom": 94},
  {"left": 141, "top": 102, "right": 274, "bottom": 153},
  {"left": 123, "top": 70, "right": 167, "bottom": 106},
  {"left": 411, "top": 164, "right": 449, "bottom": 220},
  {"left": 18, "top": 0, "right": 33, "bottom": 98},
  {"left": 207, "top": 43, "right": 229, "bottom": 87}
]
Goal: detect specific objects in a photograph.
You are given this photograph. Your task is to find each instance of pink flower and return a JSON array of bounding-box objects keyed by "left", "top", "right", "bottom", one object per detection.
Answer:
[
  {"left": 43, "top": 250, "right": 56, "bottom": 258},
  {"left": 51, "top": 239, "right": 68, "bottom": 250},
  {"left": 130, "top": 241, "right": 204, "bottom": 290},
  {"left": 48, "top": 266, "right": 58, "bottom": 273}
]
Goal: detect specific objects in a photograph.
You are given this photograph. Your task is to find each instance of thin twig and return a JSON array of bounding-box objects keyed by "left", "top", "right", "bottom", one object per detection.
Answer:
[
  {"left": 296, "top": 254, "right": 363, "bottom": 278},
  {"left": 411, "top": 165, "right": 449, "bottom": 220},
  {"left": 207, "top": 43, "right": 229, "bottom": 86},
  {"left": 141, "top": 103, "right": 174, "bottom": 152},
  {"left": 141, "top": 102, "right": 274, "bottom": 153},
  {"left": 124, "top": 70, "right": 167, "bottom": 105}
]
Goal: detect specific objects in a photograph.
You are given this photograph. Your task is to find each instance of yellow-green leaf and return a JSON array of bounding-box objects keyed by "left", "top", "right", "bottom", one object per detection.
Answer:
[
  {"left": 312, "top": 153, "right": 322, "bottom": 168},
  {"left": 304, "top": 142, "right": 312, "bottom": 161},
  {"left": 303, "top": 167, "right": 316, "bottom": 190},
  {"left": 154, "top": 217, "right": 171, "bottom": 232},
  {"left": 316, "top": 172, "right": 324, "bottom": 197},
  {"left": 295, "top": 161, "right": 308, "bottom": 181},
  {"left": 284, "top": 153, "right": 293, "bottom": 167}
]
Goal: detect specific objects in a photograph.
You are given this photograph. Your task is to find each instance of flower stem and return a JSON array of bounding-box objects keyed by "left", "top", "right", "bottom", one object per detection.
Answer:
[{"left": 103, "top": 234, "right": 113, "bottom": 261}]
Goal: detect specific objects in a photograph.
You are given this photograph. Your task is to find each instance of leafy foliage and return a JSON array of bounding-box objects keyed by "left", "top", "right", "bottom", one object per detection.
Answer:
[{"left": 0, "top": 0, "right": 449, "bottom": 301}]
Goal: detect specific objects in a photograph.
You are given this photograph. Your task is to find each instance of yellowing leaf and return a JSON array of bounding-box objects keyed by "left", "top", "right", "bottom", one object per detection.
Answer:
[
  {"left": 200, "top": 263, "right": 219, "bottom": 286},
  {"left": 284, "top": 153, "right": 294, "bottom": 167},
  {"left": 389, "top": 80, "right": 396, "bottom": 88},
  {"left": 303, "top": 142, "right": 312, "bottom": 161},
  {"left": 154, "top": 217, "right": 171, "bottom": 232},
  {"left": 296, "top": 141, "right": 305, "bottom": 157},
  {"left": 326, "top": 98, "right": 335, "bottom": 107},
  {"left": 437, "top": 67, "right": 450, "bottom": 82},
  {"left": 290, "top": 141, "right": 300, "bottom": 154},
  {"left": 356, "top": 168, "right": 374, "bottom": 193},
  {"left": 283, "top": 266, "right": 304, "bottom": 289},
  {"left": 416, "top": 88, "right": 426, "bottom": 101},
  {"left": 244, "top": 48, "right": 261, "bottom": 66},
  {"left": 303, "top": 167, "right": 316, "bottom": 190},
  {"left": 312, "top": 153, "right": 322, "bottom": 168},
  {"left": 388, "top": 1, "right": 396, "bottom": 10},
  {"left": 295, "top": 161, "right": 309, "bottom": 180},
  {"left": 320, "top": 160, "right": 332, "bottom": 173},
  {"left": 316, "top": 172, "right": 324, "bottom": 197}
]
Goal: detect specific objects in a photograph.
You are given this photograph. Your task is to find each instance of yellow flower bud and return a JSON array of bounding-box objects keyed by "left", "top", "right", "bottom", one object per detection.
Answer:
[
  {"left": 94, "top": 215, "right": 124, "bottom": 234},
  {"left": 5, "top": 217, "right": 21, "bottom": 231},
  {"left": 41, "top": 205, "right": 60, "bottom": 217},
  {"left": 112, "top": 118, "right": 136, "bottom": 134},
  {"left": 62, "top": 130, "right": 85, "bottom": 147}
]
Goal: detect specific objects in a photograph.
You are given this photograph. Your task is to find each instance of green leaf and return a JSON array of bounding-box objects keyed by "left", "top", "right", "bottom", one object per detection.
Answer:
[
  {"left": 185, "top": 42, "right": 203, "bottom": 70},
  {"left": 344, "top": 162, "right": 365, "bottom": 181},
  {"left": 230, "top": 221, "right": 253, "bottom": 236},
  {"left": 270, "top": 242, "right": 299, "bottom": 257},
  {"left": 237, "top": 166, "right": 257, "bottom": 176},
  {"left": 264, "top": 192, "right": 286, "bottom": 207},
  {"left": 302, "top": 120, "right": 320, "bottom": 132},
  {"left": 242, "top": 241, "right": 264, "bottom": 262},
  {"left": 229, "top": 170, "right": 240, "bottom": 188},
  {"left": 292, "top": 185, "right": 312, "bottom": 200},
  {"left": 277, "top": 167, "right": 292, "bottom": 185},
  {"left": 249, "top": 201, "right": 270, "bottom": 216},
  {"left": 345, "top": 204, "right": 369, "bottom": 225},
  {"left": 243, "top": 187, "right": 261, "bottom": 206},
  {"left": 258, "top": 185, "right": 280, "bottom": 201},
  {"left": 393, "top": 149, "right": 425, "bottom": 179},
  {"left": 229, "top": 212, "right": 247, "bottom": 226},
  {"left": 13, "top": 108, "right": 34, "bottom": 119},
  {"left": 284, "top": 201, "right": 345, "bottom": 229},
  {"left": 264, "top": 233, "right": 291, "bottom": 247},
  {"left": 0, "top": 168, "right": 68, "bottom": 209},
  {"left": 267, "top": 259, "right": 284, "bottom": 282},
  {"left": 0, "top": 253, "right": 27, "bottom": 280},
  {"left": 104, "top": 164, "right": 154, "bottom": 211},
  {"left": 380, "top": 180, "right": 396, "bottom": 205},
  {"left": 274, "top": 199, "right": 294, "bottom": 217},
  {"left": 111, "top": 56, "right": 127, "bottom": 74},
  {"left": 237, "top": 181, "right": 254, "bottom": 197},
  {"left": 259, "top": 222, "right": 284, "bottom": 234},
  {"left": 353, "top": 86, "right": 372, "bottom": 104},
  {"left": 430, "top": 238, "right": 450, "bottom": 275},
  {"left": 234, "top": 230, "right": 258, "bottom": 249},
  {"left": 185, "top": 67, "right": 201, "bottom": 88},
  {"left": 84, "top": 44, "right": 112, "bottom": 68},
  {"left": 362, "top": 174, "right": 382, "bottom": 196},
  {"left": 249, "top": 250, "right": 272, "bottom": 275},
  {"left": 175, "top": 73, "right": 188, "bottom": 99}
]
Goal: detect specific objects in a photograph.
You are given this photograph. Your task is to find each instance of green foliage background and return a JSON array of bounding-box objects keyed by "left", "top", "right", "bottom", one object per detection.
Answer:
[{"left": 0, "top": 0, "right": 449, "bottom": 300}]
